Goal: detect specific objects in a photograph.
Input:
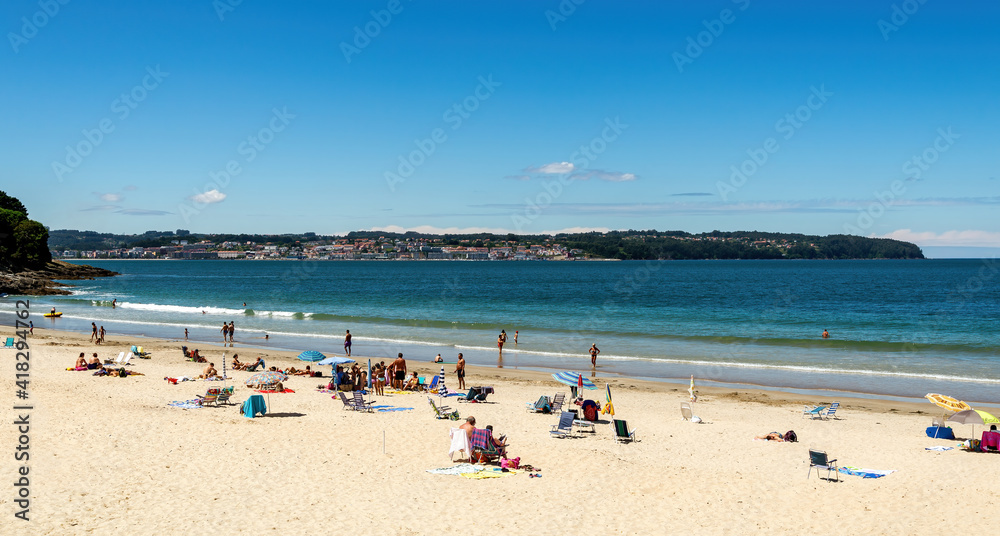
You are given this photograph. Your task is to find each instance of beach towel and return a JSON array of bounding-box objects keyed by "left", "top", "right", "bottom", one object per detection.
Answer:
[
  {"left": 168, "top": 399, "right": 203, "bottom": 409},
  {"left": 256, "top": 389, "right": 295, "bottom": 394},
  {"left": 450, "top": 427, "right": 471, "bottom": 460},
  {"left": 925, "top": 446, "right": 953, "bottom": 451},
  {"left": 426, "top": 464, "right": 483, "bottom": 476},
  {"left": 461, "top": 468, "right": 519, "bottom": 479},
  {"left": 371, "top": 404, "right": 414, "bottom": 412},
  {"left": 838, "top": 466, "right": 896, "bottom": 479}
]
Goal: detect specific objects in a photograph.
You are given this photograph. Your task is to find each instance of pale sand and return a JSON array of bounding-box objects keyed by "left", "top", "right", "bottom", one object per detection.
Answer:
[{"left": 2, "top": 328, "right": 998, "bottom": 535}]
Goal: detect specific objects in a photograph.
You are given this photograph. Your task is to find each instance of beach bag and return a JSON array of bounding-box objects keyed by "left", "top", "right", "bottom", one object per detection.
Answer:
[{"left": 783, "top": 430, "right": 797, "bottom": 442}]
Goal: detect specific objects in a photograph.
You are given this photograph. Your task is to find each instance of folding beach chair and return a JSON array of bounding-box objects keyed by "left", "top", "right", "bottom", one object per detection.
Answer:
[
  {"left": 217, "top": 386, "right": 235, "bottom": 405},
  {"left": 470, "top": 428, "right": 506, "bottom": 463},
  {"left": 3, "top": 337, "right": 13, "bottom": 348},
  {"left": 550, "top": 411, "right": 576, "bottom": 438},
  {"left": 449, "top": 428, "right": 471, "bottom": 462},
  {"left": 526, "top": 395, "right": 552, "bottom": 413},
  {"left": 681, "top": 402, "right": 693, "bottom": 421},
  {"left": 337, "top": 392, "right": 358, "bottom": 410},
  {"left": 823, "top": 402, "right": 840, "bottom": 420},
  {"left": 195, "top": 388, "right": 221, "bottom": 407},
  {"left": 106, "top": 352, "right": 125, "bottom": 366},
  {"left": 428, "top": 397, "right": 459, "bottom": 420},
  {"left": 122, "top": 352, "right": 133, "bottom": 366},
  {"left": 549, "top": 392, "right": 566, "bottom": 414},
  {"left": 807, "top": 450, "right": 839, "bottom": 481},
  {"left": 426, "top": 375, "right": 440, "bottom": 392},
  {"left": 612, "top": 419, "right": 637, "bottom": 443},
  {"left": 802, "top": 405, "right": 826, "bottom": 419},
  {"left": 352, "top": 391, "right": 374, "bottom": 412}
]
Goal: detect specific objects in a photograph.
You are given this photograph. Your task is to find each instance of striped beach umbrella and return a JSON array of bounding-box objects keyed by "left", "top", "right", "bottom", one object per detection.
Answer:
[
  {"left": 297, "top": 350, "right": 326, "bottom": 362},
  {"left": 925, "top": 393, "right": 971, "bottom": 413},
  {"left": 552, "top": 372, "right": 597, "bottom": 390},
  {"left": 604, "top": 383, "right": 615, "bottom": 416}
]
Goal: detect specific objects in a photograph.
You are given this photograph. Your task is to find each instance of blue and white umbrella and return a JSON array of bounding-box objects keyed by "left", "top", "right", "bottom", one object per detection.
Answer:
[
  {"left": 297, "top": 350, "right": 326, "bottom": 362},
  {"left": 317, "top": 355, "right": 354, "bottom": 366},
  {"left": 551, "top": 371, "right": 597, "bottom": 390}
]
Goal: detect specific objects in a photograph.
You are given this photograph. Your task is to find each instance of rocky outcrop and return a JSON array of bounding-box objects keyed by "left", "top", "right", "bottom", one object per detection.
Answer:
[{"left": 0, "top": 261, "right": 118, "bottom": 296}]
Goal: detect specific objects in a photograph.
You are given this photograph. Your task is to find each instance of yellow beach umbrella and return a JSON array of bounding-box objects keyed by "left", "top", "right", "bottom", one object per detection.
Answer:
[{"left": 925, "top": 393, "right": 972, "bottom": 413}]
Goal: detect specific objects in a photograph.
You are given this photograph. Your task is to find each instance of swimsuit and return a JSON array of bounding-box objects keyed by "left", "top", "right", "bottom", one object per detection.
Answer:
[{"left": 394, "top": 370, "right": 405, "bottom": 381}]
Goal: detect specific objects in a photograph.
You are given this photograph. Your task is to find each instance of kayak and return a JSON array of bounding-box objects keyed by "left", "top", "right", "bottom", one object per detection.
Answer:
[{"left": 43, "top": 312, "right": 63, "bottom": 318}]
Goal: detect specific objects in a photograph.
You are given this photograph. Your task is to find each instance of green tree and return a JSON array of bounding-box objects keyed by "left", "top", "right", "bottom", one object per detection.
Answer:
[
  {"left": 0, "top": 191, "right": 28, "bottom": 217},
  {"left": 13, "top": 219, "right": 51, "bottom": 266}
]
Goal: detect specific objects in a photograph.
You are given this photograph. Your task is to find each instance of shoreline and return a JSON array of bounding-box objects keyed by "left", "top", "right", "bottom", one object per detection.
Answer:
[
  {"left": 7, "top": 325, "right": 1000, "bottom": 534},
  {"left": 30, "top": 325, "right": 998, "bottom": 414}
]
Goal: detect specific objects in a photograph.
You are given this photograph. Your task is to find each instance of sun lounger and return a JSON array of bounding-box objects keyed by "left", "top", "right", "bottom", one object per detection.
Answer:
[
  {"left": 217, "top": 386, "right": 235, "bottom": 405},
  {"left": 195, "top": 388, "right": 221, "bottom": 407},
  {"left": 428, "top": 397, "right": 460, "bottom": 420},
  {"left": 122, "top": 352, "right": 133, "bottom": 366},
  {"left": 823, "top": 402, "right": 840, "bottom": 419},
  {"left": 549, "top": 392, "right": 566, "bottom": 413},
  {"left": 106, "top": 352, "right": 125, "bottom": 365},
  {"left": 681, "top": 402, "right": 693, "bottom": 421},
  {"left": 527, "top": 395, "right": 552, "bottom": 413},
  {"left": 802, "top": 405, "right": 826, "bottom": 419}
]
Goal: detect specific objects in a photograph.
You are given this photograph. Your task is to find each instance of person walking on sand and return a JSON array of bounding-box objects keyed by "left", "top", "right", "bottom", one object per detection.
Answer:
[
  {"left": 589, "top": 343, "right": 600, "bottom": 367},
  {"left": 344, "top": 330, "right": 352, "bottom": 356},
  {"left": 29, "top": 321, "right": 33, "bottom": 336},
  {"left": 455, "top": 353, "right": 466, "bottom": 390},
  {"left": 91, "top": 322, "right": 98, "bottom": 342},
  {"left": 392, "top": 353, "right": 407, "bottom": 390},
  {"left": 184, "top": 328, "right": 188, "bottom": 340},
  {"left": 98, "top": 326, "right": 106, "bottom": 345}
]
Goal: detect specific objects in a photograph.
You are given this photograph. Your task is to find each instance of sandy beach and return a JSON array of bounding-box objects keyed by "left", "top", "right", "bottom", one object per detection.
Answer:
[{"left": 2, "top": 327, "right": 998, "bottom": 536}]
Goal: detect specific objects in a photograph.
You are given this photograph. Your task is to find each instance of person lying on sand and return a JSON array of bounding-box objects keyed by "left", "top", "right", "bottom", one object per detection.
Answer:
[
  {"left": 292, "top": 366, "right": 312, "bottom": 376},
  {"left": 755, "top": 432, "right": 784, "bottom": 441}
]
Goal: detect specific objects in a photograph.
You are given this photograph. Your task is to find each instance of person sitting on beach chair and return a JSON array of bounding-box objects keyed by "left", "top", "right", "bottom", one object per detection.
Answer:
[{"left": 404, "top": 372, "right": 420, "bottom": 391}]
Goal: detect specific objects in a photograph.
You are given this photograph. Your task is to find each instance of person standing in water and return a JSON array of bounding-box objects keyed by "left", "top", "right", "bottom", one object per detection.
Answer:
[
  {"left": 228, "top": 321, "right": 235, "bottom": 343},
  {"left": 497, "top": 330, "right": 507, "bottom": 357},
  {"left": 589, "top": 343, "right": 600, "bottom": 367},
  {"left": 344, "top": 330, "right": 352, "bottom": 356},
  {"left": 184, "top": 328, "right": 189, "bottom": 340},
  {"left": 822, "top": 329, "right": 830, "bottom": 339},
  {"left": 514, "top": 330, "right": 518, "bottom": 345},
  {"left": 221, "top": 322, "right": 229, "bottom": 341}
]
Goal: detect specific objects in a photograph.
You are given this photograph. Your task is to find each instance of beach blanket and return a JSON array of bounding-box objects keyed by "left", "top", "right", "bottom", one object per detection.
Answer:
[
  {"left": 256, "top": 389, "right": 295, "bottom": 394},
  {"left": 426, "top": 464, "right": 483, "bottom": 476},
  {"left": 838, "top": 466, "right": 896, "bottom": 479},
  {"left": 371, "top": 404, "right": 414, "bottom": 412},
  {"left": 462, "top": 468, "right": 520, "bottom": 479},
  {"left": 925, "top": 446, "right": 954, "bottom": 451},
  {"left": 168, "top": 399, "right": 203, "bottom": 409}
]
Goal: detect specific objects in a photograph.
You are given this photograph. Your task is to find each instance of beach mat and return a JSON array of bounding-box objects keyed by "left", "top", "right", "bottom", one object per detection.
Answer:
[
  {"left": 168, "top": 399, "right": 203, "bottom": 409},
  {"left": 427, "top": 464, "right": 483, "bottom": 476},
  {"left": 838, "top": 466, "right": 896, "bottom": 479}
]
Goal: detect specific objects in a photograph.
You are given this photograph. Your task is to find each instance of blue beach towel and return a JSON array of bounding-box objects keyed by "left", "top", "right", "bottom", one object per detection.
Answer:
[
  {"left": 838, "top": 466, "right": 896, "bottom": 479},
  {"left": 241, "top": 394, "right": 267, "bottom": 418}
]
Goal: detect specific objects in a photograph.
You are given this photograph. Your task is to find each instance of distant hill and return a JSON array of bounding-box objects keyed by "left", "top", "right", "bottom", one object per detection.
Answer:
[{"left": 47, "top": 228, "right": 924, "bottom": 260}]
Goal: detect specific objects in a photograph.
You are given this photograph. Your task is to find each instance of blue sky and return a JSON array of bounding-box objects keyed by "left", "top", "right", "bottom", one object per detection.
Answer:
[{"left": 2, "top": 1, "right": 998, "bottom": 256}]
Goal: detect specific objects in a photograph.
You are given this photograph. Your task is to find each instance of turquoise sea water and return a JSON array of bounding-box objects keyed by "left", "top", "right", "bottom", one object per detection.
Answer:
[{"left": 10, "top": 259, "right": 1000, "bottom": 402}]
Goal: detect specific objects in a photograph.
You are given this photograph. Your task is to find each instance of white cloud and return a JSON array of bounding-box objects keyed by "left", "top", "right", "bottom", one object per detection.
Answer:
[
  {"left": 189, "top": 189, "right": 227, "bottom": 204},
  {"left": 877, "top": 229, "right": 1000, "bottom": 247},
  {"left": 530, "top": 162, "right": 575, "bottom": 174},
  {"left": 369, "top": 225, "right": 610, "bottom": 236},
  {"left": 571, "top": 170, "right": 637, "bottom": 182},
  {"left": 97, "top": 193, "right": 122, "bottom": 202}
]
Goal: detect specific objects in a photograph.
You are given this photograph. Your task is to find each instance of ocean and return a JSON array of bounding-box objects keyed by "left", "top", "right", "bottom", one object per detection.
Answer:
[{"left": 11, "top": 258, "right": 1000, "bottom": 403}]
